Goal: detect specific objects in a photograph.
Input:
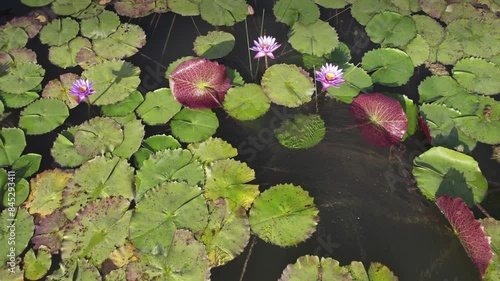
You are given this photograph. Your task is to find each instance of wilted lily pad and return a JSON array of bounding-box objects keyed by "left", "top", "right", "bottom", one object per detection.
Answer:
[
  {"left": 261, "top": 64, "right": 314, "bottom": 107},
  {"left": 412, "top": 146, "right": 488, "bottom": 206},
  {"left": 136, "top": 88, "right": 182, "bottom": 125},
  {"left": 249, "top": 184, "right": 319, "bottom": 247},
  {"left": 0, "top": 127, "right": 26, "bottom": 166},
  {"left": 42, "top": 73, "right": 80, "bottom": 108},
  {"left": 365, "top": 11, "right": 416, "bottom": 47},
  {"left": 223, "top": 83, "right": 270, "bottom": 121},
  {"left": 129, "top": 181, "right": 208, "bottom": 255},
  {"left": 169, "top": 58, "right": 231, "bottom": 109},
  {"left": 31, "top": 210, "right": 68, "bottom": 253},
  {"left": 93, "top": 23, "right": 146, "bottom": 60},
  {"left": 114, "top": 0, "right": 160, "bottom": 18},
  {"left": 289, "top": 20, "right": 339, "bottom": 57},
  {"left": 188, "top": 137, "right": 238, "bottom": 164},
  {"left": 199, "top": 0, "right": 248, "bottom": 26},
  {"left": 76, "top": 47, "right": 105, "bottom": 69},
  {"left": 0, "top": 27, "right": 29, "bottom": 52},
  {"left": 171, "top": 108, "right": 219, "bottom": 143},
  {"left": 203, "top": 159, "right": 259, "bottom": 210},
  {"left": 275, "top": 114, "right": 326, "bottom": 149},
  {"left": 26, "top": 169, "right": 72, "bottom": 217},
  {"left": 48, "top": 37, "right": 92, "bottom": 69},
  {"left": 436, "top": 195, "right": 493, "bottom": 278},
  {"left": 193, "top": 31, "right": 235, "bottom": 59},
  {"left": 326, "top": 63, "right": 372, "bottom": 103},
  {"left": 0, "top": 63, "right": 45, "bottom": 94},
  {"left": 452, "top": 58, "right": 499, "bottom": 96},
  {"left": 362, "top": 48, "right": 414, "bottom": 86},
  {"left": 39, "top": 17, "right": 79, "bottom": 46},
  {"left": 133, "top": 135, "right": 181, "bottom": 168},
  {"left": 50, "top": 127, "right": 92, "bottom": 168},
  {"left": 273, "top": 0, "right": 320, "bottom": 26},
  {"left": 102, "top": 90, "right": 144, "bottom": 117},
  {"left": 0, "top": 208, "right": 34, "bottom": 267},
  {"left": 62, "top": 156, "right": 134, "bottom": 220},
  {"left": 349, "top": 93, "right": 408, "bottom": 147},
  {"left": 19, "top": 98, "right": 69, "bottom": 135},
  {"left": 73, "top": 117, "right": 124, "bottom": 157},
  {"left": 80, "top": 10, "right": 120, "bottom": 40}
]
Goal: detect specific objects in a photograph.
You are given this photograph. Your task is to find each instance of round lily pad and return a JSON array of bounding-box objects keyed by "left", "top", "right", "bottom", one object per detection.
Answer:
[
  {"left": 365, "top": 11, "right": 416, "bottom": 47},
  {"left": 133, "top": 135, "right": 182, "bottom": 168},
  {"left": 418, "top": 75, "right": 469, "bottom": 103},
  {"left": 261, "top": 64, "right": 314, "bottom": 107},
  {"left": 0, "top": 63, "right": 45, "bottom": 94},
  {"left": 168, "top": 0, "right": 200, "bottom": 16},
  {"left": 199, "top": 0, "right": 248, "bottom": 26},
  {"left": 351, "top": 0, "right": 398, "bottom": 25},
  {"left": 3, "top": 16, "right": 43, "bottom": 38},
  {"left": 11, "top": 153, "right": 41, "bottom": 179},
  {"left": 187, "top": 137, "right": 238, "bottom": 164},
  {"left": 51, "top": 0, "right": 91, "bottom": 16},
  {"left": 279, "top": 255, "right": 353, "bottom": 280},
  {"left": 452, "top": 58, "right": 500, "bottom": 96},
  {"left": 289, "top": 20, "right": 339, "bottom": 57},
  {"left": 26, "top": 169, "right": 72, "bottom": 217},
  {"left": 21, "top": 0, "right": 55, "bottom": 7},
  {"left": 447, "top": 18, "right": 498, "bottom": 59},
  {"left": 0, "top": 47, "right": 37, "bottom": 64},
  {"left": 19, "top": 98, "right": 69, "bottom": 135},
  {"left": 314, "top": 0, "right": 349, "bottom": 9},
  {"left": 193, "top": 31, "right": 235, "bottom": 59},
  {"left": 129, "top": 181, "right": 208, "bottom": 255},
  {"left": 42, "top": 73, "right": 80, "bottom": 108},
  {"left": 39, "top": 17, "right": 79, "bottom": 46},
  {"left": 0, "top": 91, "right": 39, "bottom": 109},
  {"left": 223, "top": 83, "right": 270, "bottom": 121},
  {"left": 362, "top": 48, "right": 414, "bottom": 86},
  {"left": 24, "top": 247, "right": 52, "bottom": 281},
  {"left": 412, "top": 146, "right": 488, "bottom": 207},
  {"left": 111, "top": 117, "right": 145, "bottom": 159},
  {"left": 92, "top": 23, "right": 146, "bottom": 60},
  {"left": 326, "top": 63, "right": 372, "bottom": 103},
  {"left": 102, "top": 90, "right": 144, "bottom": 117},
  {"left": 434, "top": 34, "right": 464, "bottom": 65},
  {"left": 171, "top": 108, "right": 219, "bottom": 143},
  {"left": 48, "top": 36, "right": 92, "bottom": 68},
  {"left": 275, "top": 114, "right": 326, "bottom": 149},
  {"left": 136, "top": 88, "right": 182, "bottom": 125},
  {"left": 273, "top": 0, "right": 320, "bottom": 26},
  {"left": 2, "top": 178, "right": 29, "bottom": 207},
  {"left": 114, "top": 0, "right": 157, "bottom": 18},
  {"left": 50, "top": 127, "right": 92, "bottom": 168},
  {"left": 80, "top": 10, "right": 120, "bottom": 40},
  {"left": 0, "top": 27, "right": 29, "bottom": 52},
  {"left": 412, "top": 15, "right": 445, "bottom": 47},
  {"left": 83, "top": 60, "right": 141, "bottom": 105},
  {"left": 74, "top": 117, "right": 124, "bottom": 157},
  {"left": 0, "top": 127, "right": 26, "bottom": 166},
  {"left": 249, "top": 184, "right": 319, "bottom": 247}
]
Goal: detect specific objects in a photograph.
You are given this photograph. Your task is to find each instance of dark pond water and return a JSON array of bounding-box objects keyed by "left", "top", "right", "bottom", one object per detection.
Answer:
[{"left": 3, "top": 1, "right": 500, "bottom": 280}]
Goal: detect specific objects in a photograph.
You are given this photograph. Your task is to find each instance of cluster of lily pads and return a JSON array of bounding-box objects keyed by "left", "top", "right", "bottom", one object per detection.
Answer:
[{"left": 0, "top": 0, "right": 499, "bottom": 280}]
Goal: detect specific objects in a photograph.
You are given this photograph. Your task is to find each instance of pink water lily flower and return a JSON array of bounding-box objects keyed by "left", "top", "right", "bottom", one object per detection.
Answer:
[
  {"left": 315, "top": 63, "right": 345, "bottom": 91},
  {"left": 69, "top": 79, "right": 96, "bottom": 103},
  {"left": 250, "top": 35, "right": 281, "bottom": 59}
]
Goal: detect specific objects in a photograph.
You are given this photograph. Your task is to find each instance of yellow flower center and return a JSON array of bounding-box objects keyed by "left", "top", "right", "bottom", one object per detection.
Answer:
[
  {"left": 326, "top": 73, "right": 335, "bottom": 80},
  {"left": 79, "top": 86, "right": 87, "bottom": 92}
]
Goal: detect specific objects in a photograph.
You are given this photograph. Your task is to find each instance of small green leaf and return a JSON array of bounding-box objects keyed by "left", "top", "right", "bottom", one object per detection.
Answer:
[
  {"left": 223, "top": 83, "right": 270, "bottom": 121},
  {"left": 362, "top": 48, "right": 414, "bottom": 86},
  {"left": 273, "top": 0, "right": 320, "bottom": 26},
  {"left": 327, "top": 63, "right": 372, "bottom": 103},
  {"left": 275, "top": 114, "right": 326, "bottom": 149},
  {"left": 289, "top": 20, "right": 339, "bottom": 57},
  {"left": 368, "top": 262, "right": 398, "bottom": 281},
  {"left": 11, "top": 153, "right": 41, "bottom": 179},
  {"left": 136, "top": 88, "right": 182, "bottom": 125},
  {"left": 453, "top": 58, "right": 500, "bottom": 95},
  {"left": 50, "top": 127, "right": 92, "bottom": 168},
  {"left": 26, "top": 169, "right": 72, "bottom": 217},
  {"left": 261, "top": 64, "right": 314, "bottom": 107},
  {"left": 102, "top": 90, "right": 144, "bottom": 117},
  {"left": 0, "top": 63, "right": 45, "bottom": 94},
  {"left": 80, "top": 10, "right": 120, "bottom": 39},
  {"left": 188, "top": 137, "right": 238, "bottom": 164},
  {"left": 24, "top": 247, "right": 52, "bottom": 281},
  {"left": 193, "top": 31, "right": 235, "bottom": 59},
  {"left": 93, "top": 23, "right": 146, "bottom": 60},
  {"left": 171, "top": 108, "right": 219, "bottom": 143},
  {"left": 111, "top": 116, "right": 145, "bottom": 159},
  {"left": 2, "top": 178, "right": 29, "bottom": 207},
  {"left": 39, "top": 18, "right": 80, "bottom": 46},
  {"left": 51, "top": 0, "right": 91, "bottom": 16},
  {"left": 19, "top": 99, "right": 69, "bottom": 135},
  {"left": 365, "top": 11, "right": 416, "bottom": 47},
  {"left": 0, "top": 128, "right": 26, "bottom": 166},
  {"left": 249, "top": 184, "right": 319, "bottom": 247},
  {"left": 199, "top": 0, "right": 248, "bottom": 26}
]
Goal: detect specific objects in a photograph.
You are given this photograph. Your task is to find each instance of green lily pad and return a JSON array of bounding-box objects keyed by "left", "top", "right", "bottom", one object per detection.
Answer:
[
  {"left": 200, "top": 199, "right": 250, "bottom": 267},
  {"left": 133, "top": 135, "right": 181, "bottom": 168},
  {"left": 327, "top": 63, "right": 372, "bottom": 103},
  {"left": 26, "top": 169, "right": 72, "bottom": 217},
  {"left": 0, "top": 91, "right": 39, "bottom": 109},
  {"left": 412, "top": 146, "right": 488, "bottom": 207},
  {"left": 168, "top": 0, "right": 200, "bottom": 16},
  {"left": 452, "top": 58, "right": 500, "bottom": 95},
  {"left": 39, "top": 17, "right": 79, "bottom": 46},
  {"left": 50, "top": 127, "right": 92, "bottom": 168},
  {"left": 273, "top": 0, "right": 320, "bottom": 26},
  {"left": 351, "top": 0, "right": 398, "bottom": 25},
  {"left": 19, "top": 99, "right": 69, "bottom": 135},
  {"left": 83, "top": 60, "right": 141, "bottom": 105},
  {"left": 42, "top": 73, "right": 80, "bottom": 109},
  {"left": 193, "top": 31, "right": 235, "bottom": 59},
  {"left": 102, "top": 90, "right": 144, "bottom": 117},
  {"left": 47, "top": 259, "right": 101, "bottom": 281},
  {"left": 261, "top": 64, "right": 314, "bottom": 107},
  {"left": 249, "top": 184, "right": 319, "bottom": 247},
  {"left": 0, "top": 128, "right": 26, "bottom": 166},
  {"left": 113, "top": 0, "right": 160, "bottom": 18},
  {"left": 130, "top": 181, "right": 208, "bottom": 255},
  {"left": 199, "top": 0, "right": 248, "bottom": 26},
  {"left": 48, "top": 36, "right": 92, "bottom": 68},
  {"left": 135, "top": 149, "right": 205, "bottom": 201},
  {"left": 279, "top": 255, "right": 352, "bottom": 280},
  {"left": 126, "top": 230, "right": 210, "bottom": 281},
  {"left": 365, "top": 11, "right": 416, "bottom": 47},
  {"left": 61, "top": 197, "right": 131, "bottom": 266},
  {"left": 171, "top": 108, "right": 219, "bottom": 143},
  {"left": 454, "top": 115, "right": 500, "bottom": 145},
  {"left": 111, "top": 116, "right": 145, "bottom": 159},
  {"left": 21, "top": 0, "right": 55, "bottom": 7},
  {"left": 0, "top": 27, "right": 29, "bottom": 52},
  {"left": 362, "top": 47, "right": 414, "bottom": 86},
  {"left": 367, "top": 262, "right": 399, "bottom": 280},
  {"left": 289, "top": 20, "right": 339, "bottom": 57},
  {"left": 0, "top": 47, "right": 37, "bottom": 64},
  {"left": 434, "top": 34, "right": 464, "bottom": 65},
  {"left": 0, "top": 63, "right": 45, "bottom": 94},
  {"left": 72, "top": 2, "right": 105, "bottom": 19},
  {"left": 412, "top": 15, "right": 444, "bottom": 47},
  {"left": 228, "top": 67, "right": 245, "bottom": 86},
  {"left": 24, "top": 247, "right": 52, "bottom": 281},
  {"left": 402, "top": 35, "right": 430, "bottom": 67},
  {"left": 93, "top": 23, "right": 146, "bottom": 60},
  {"left": 420, "top": 103, "right": 476, "bottom": 153},
  {"left": 2, "top": 178, "right": 29, "bottom": 207},
  {"left": 165, "top": 56, "right": 195, "bottom": 78},
  {"left": 76, "top": 47, "right": 105, "bottom": 69},
  {"left": 0, "top": 208, "right": 34, "bottom": 267},
  {"left": 11, "top": 153, "right": 41, "bottom": 179},
  {"left": 419, "top": 0, "right": 446, "bottom": 18},
  {"left": 203, "top": 159, "right": 259, "bottom": 210},
  {"left": 80, "top": 10, "right": 120, "bottom": 39},
  {"left": 325, "top": 42, "right": 352, "bottom": 66},
  {"left": 51, "top": 0, "right": 91, "bottom": 16},
  {"left": 314, "top": 0, "right": 349, "bottom": 9},
  {"left": 136, "top": 88, "right": 182, "bottom": 125},
  {"left": 223, "top": 83, "right": 270, "bottom": 121},
  {"left": 275, "top": 114, "right": 326, "bottom": 149},
  {"left": 389, "top": 0, "right": 421, "bottom": 14},
  {"left": 446, "top": 18, "right": 498, "bottom": 59},
  {"left": 187, "top": 137, "right": 238, "bottom": 164},
  {"left": 417, "top": 75, "right": 468, "bottom": 103},
  {"left": 73, "top": 117, "right": 124, "bottom": 157}
]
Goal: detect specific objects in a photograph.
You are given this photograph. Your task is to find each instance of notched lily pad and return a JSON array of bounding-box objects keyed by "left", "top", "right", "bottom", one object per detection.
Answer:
[
  {"left": 48, "top": 36, "right": 92, "bottom": 69},
  {"left": 193, "top": 31, "right": 235, "bottom": 59},
  {"left": 362, "top": 48, "right": 414, "bottom": 86},
  {"left": 39, "top": 17, "right": 79, "bottom": 46},
  {"left": 51, "top": 0, "right": 91, "bottom": 16},
  {"left": 80, "top": 10, "right": 120, "bottom": 40},
  {"left": 188, "top": 137, "right": 238, "bottom": 164},
  {"left": 136, "top": 88, "right": 182, "bottom": 125},
  {"left": 73, "top": 117, "right": 124, "bottom": 157},
  {"left": 19, "top": 98, "right": 69, "bottom": 135},
  {"left": 273, "top": 0, "right": 320, "bottom": 26},
  {"left": 289, "top": 20, "right": 339, "bottom": 57},
  {"left": 42, "top": 73, "right": 80, "bottom": 108},
  {"left": 111, "top": 116, "right": 145, "bottom": 159},
  {"left": 365, "top": 11, "right": 416, "bottom": 47},
  {"left": 452, "top": 58, "right": 499, "bottom": 96},
  {"left": 133, "top": 135, "right": 181, "bottom": 168},
  {"left": 0, "top": 27, "right": 29, "bottom": 52},
  {"left": 93, "top": 23, "right": 146, "bottom": 60},
  {"left": 275, "top": 114, "right": 326, "bottom": 149},
  {"left": 102, "top": 90, "right": 144, "bottom": 117},
  {"left": 171, "top": 108, "right": 219, "bottom": 143},
  {"left": 24, "top": 246, "right": 52, "bottom": 281},
  {"left": 223, "top": 83, "right": 270, "bottom": 121},
  {"left": 261, "top": 64, "right": 314, "bottom": 107},
  {"left": 0, "top": 127, "right": 26, "bottom": 166},
  {"left": 199, "top": 0, "right": 248, "bottom": 26},
  {"left": 26, "top": 169, "right": 72, "bottom": 217},
  {"left": 50, "top": 127, "right": 92, "bottom": 168},
  {"left": 0, "top": 63, "right": 45, "bottom": 94}
]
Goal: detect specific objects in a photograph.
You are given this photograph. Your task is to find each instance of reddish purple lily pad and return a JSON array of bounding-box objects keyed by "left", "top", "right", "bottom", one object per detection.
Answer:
[
  {"left": 436, "top": 195, "right": 494, "bottom": 278},
  {"left": 349, "top": 93, "right": 408, "bottom": 147},
  {"left": 0, "top": 47, "right": 37, "bottom": 65},
  {"left": 418, "top": 114, "right": 432, "bottom": 142},
  {"left": 169, "top": 57, "right": 231, "bottom": 109},
  {"left": 0, "top": 16, "right": 43, "bottom": 38},
  {"left": 31, "top": 210, "right": 69, "bottom": 254}
]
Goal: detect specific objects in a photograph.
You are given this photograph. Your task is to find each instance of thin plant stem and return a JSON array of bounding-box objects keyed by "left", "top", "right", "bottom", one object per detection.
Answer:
[
  {"left": 239, "top": 236, "right": 257, "bottom": 281},
  {"left": 85, "top": 99, "right": 91, "bottom": 119},
  {"left": 325, "top": 7, "right": 350, "bottom": 22},
  {"left": 161, "top": 13, "right": 176, "bottom": 59},
  {"left": 245, "top": 18, "right": 253, "bottom": 80},
  {"left": 264, "top": 55, "right": 268, "bottom": 69},
  {"left": 476, "top": 203, "right": 492, "bottom": 218},
  {"left": 191, "top": 16, "right": 201, "bottom": 36},
  {"left": 313, "top": 65, "right": 318, "bottom": 113}
]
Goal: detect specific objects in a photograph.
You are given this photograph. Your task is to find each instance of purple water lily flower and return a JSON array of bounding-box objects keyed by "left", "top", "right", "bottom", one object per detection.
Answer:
[
  {"left": 315, "top": 63, "right": 345, "bottom": 91},
  {"left": 69, "top": 79, "right": 96, "bottom": 103},
  {"left": 250, "top": 35, "right": 281, "bottom": 59}
]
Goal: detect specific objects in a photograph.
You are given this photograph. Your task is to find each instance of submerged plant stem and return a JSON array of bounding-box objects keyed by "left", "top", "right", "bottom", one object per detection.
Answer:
[
  {"left": 239, "top": 235, "right": 257, "bottom": 281},
  {"left": 245, "top": 18, "right": 253, "bottom": 80},
  {"left": 476, "top": 203, "right": 492, "bottom": 218}
]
